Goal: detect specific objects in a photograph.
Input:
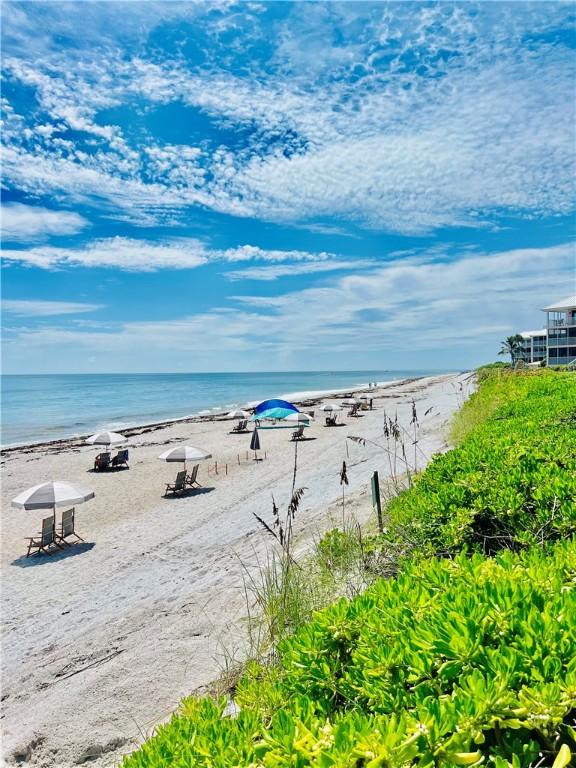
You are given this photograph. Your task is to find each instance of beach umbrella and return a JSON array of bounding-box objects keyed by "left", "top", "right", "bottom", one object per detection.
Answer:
[
  {"left": 158, "top": 445, "right": 212, "bottom": 463},
  {"left": 86, "top": 430, "right": 126, "bottom": 447},
  {"left": 12, "top": 481, "right": 95, "bottom": 511},
  {"left": 319, "top": 403, "right": 342, "bottom": 413},
  {"left": 226, "top": 409, "right": 250, "bottom": 420},
  {"left": 284, "top": 412, "right": 314, "bottom": 424},
  {"left": 250, "top": 427, "right": 261, "bottom": 460},
  {"left": 253, "top": 398, "right": 299, "bottom": 421},
  {"left": 358, "top": 394, "right": 370, "bottom": 401}
]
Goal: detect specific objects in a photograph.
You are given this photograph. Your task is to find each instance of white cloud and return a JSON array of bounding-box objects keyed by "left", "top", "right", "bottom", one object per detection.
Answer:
[
  {"left": 1, "top": 4, "right": 574, "bottom": 233},
  {"left": 2, "top": 236, "right": 208, "bottom": 271},
  {"left": 1, "top": 203, "right": 89, "bottom": 243},
  {"left": 3, "top": 243, "right": 573, "bottom": 372},
  {"left": 219, "top": 245, "right": 331, "bottom": 263},
  {"left": 1, "top": 237, "right": 338, "bottom": 272},
  {"left": 225, "top": 259, "right": 373, "bottom": 281},
  {"left": 2, "top": 299, "right": 103, "bottom": 316}
]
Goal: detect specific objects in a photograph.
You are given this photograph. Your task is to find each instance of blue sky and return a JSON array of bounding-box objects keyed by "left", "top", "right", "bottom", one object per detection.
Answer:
[{"left": 1, "top": 1, "right": 575, "bottom": 373}]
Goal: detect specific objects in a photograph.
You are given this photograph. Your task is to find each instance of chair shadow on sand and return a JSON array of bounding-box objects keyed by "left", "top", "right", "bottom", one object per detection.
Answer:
[
  {"left": 163, "top": 486, "right": 216, "bottom": 500},
  {"left": 86, "top": 466, "right": 130, "bottom": 474},
  {"left": 11, "top": 542, "right": 96, "bottom": 568}
]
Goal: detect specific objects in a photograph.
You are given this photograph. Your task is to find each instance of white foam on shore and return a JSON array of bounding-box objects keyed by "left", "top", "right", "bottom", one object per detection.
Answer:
[{"left": 278, "top": 379, "right": 399, "bottom": 403}]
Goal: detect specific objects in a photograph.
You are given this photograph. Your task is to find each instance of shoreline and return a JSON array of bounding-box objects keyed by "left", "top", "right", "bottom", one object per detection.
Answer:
[{"left": 1, "top": 375, "right": 446, "bottom": 454}]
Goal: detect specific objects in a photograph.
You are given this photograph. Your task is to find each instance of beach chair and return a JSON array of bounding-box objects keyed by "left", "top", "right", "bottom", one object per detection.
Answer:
[
  {"left": 291, "top": 425, "right": 305, "bottom": 441},
  {"left": 111, "top": 449, "right": 129, "bottom": 468},
  {"left": 164, "top": 470, "right": 188, "bottom": 496},
  {"left": 231, "top": 420, "right": 247, "bottom": 433},
  {"left": 325, "top": 415, "right": 338, "bottom": 427},
  {"left": 26, "top": 515, "right": 62, "bottom": 557},
  {"left": 57, "top": 508, "right": 84, "bottom": 545},
  {"left": 94, "top": 452, "right": 111, "bottom": 471},
  {"left": 348, "top": 404, "right": 360, "bottom": 418},
  {"left": 186, "top": 464, "right": 202, "bottom": 488}
]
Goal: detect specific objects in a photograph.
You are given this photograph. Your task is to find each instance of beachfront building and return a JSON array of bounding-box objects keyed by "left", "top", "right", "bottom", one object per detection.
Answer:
[
  {"left": 543, "top": 295, "right": 576, "bottom": 367},
  {"left": 518, "top": 329, "right": 547, "bottom": 364}
]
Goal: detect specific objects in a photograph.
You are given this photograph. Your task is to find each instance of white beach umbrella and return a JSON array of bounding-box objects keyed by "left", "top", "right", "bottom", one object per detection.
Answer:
[
  {"left": 86, "top": 431, "right": 126, "bottom": 447},
  {"left": 319, "top": 403, "right": 342, "bottom": 413},
  {"left": 284, "top": 412, "right": 314, "bottom": 424},
  {"left": 12, "top": 481, "right": 95, "bottom": 511},
  {"left": 158, "top": 445, "right": 212, "bottom": 463},
  {"left": 358, "top": 394, "right": 370, "bottom": 401},
  {"left": 226, "top": 409, "right": 250, "bottom": 420}
]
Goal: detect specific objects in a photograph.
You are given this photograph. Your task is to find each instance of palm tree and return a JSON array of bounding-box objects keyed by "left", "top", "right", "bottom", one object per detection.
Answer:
[{"left": 498, "top": 334, "right": 524, "bottom": 365}]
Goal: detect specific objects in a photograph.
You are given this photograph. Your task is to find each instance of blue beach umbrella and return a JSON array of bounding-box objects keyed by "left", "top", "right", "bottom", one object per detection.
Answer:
[{"left": 253, "top": 399, "right": 300, "bottom": 421}]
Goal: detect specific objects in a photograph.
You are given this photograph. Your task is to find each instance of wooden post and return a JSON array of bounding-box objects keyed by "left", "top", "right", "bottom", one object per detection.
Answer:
[{"left": 371, "top": 471, "right": 383, "bottom": 534}]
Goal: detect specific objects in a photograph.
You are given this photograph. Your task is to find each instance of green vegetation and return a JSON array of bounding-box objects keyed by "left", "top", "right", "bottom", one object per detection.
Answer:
[
  {"left": 385, "top": 370, "right": 576, "bottom": 556},
  {"left": 124, "top": 542, "right": 576, "bottom": 767},
  {"left": 123, "top": 369, "right": 576, "bottom": 767}
]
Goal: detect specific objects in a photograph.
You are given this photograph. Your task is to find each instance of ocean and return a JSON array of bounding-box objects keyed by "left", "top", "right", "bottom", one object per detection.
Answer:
[{"left": 1, "top": 370, "right": 447, "bottom": 447}]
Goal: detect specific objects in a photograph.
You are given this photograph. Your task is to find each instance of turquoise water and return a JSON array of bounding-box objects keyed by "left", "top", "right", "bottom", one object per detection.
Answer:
[{"left": 1, "top": 370, "right": 446, "bottom": 446}]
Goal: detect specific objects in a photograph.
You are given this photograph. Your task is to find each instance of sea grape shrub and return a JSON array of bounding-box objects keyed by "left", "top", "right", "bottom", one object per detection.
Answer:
[
  {"left": 386, "top": 370, "right": 576, "bottom": 556},
  {"left": 122, "top": 541, "right": 576, "bottom": 767}
]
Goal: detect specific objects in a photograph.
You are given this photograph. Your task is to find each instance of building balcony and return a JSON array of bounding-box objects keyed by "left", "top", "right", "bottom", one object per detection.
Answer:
[{"left": 548, "top": 337, "right": 576, "bottom": 347}]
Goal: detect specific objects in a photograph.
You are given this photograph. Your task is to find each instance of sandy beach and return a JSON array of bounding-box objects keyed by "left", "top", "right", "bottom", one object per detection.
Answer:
[{"left": 1, "top": 373, "right": 471, "bottom": 768}]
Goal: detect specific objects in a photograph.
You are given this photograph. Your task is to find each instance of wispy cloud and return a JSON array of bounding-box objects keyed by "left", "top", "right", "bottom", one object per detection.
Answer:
[
  {"left": 2, "top": 237, "right": 208, "bottom": 271},
  {"left": 224, "top": 259, "right": 373, "bottom": 281},
  {"left": 2, "top": 237, "right": 339, "bottom": 272},
  {"left": 2, "top": 299, "right": 104, "bottom": 316},
  {"left": 1, "top": 3, "right": 573, "bottom": 234},
  {"left": 4, "top": 243, "right": 573, "bottom": 372},
  {"left": 219, "top": 245, "right": 331, "bottom": 263},
  {"left": 1, "top": 203, "right": 89, "bottom": 243}
]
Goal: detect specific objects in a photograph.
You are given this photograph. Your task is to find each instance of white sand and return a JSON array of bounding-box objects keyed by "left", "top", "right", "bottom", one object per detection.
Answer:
[{"left": 1, "top": 373, "right": 472, "bottom": 767}]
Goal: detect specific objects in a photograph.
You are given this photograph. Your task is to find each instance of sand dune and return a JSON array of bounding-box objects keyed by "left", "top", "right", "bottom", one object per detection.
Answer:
[{"left": 0, "top": 373, "right": 471, "bottom": 767}]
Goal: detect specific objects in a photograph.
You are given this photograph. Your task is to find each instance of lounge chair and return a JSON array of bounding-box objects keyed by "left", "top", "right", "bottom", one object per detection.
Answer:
[
  {"left": 291, "top": 425, "right": 305, "bottom": 441},
  {"left": 94, "top": 452, "right": 111, "bottom": 471},
  {"left": 348, "top": 404, "right": 360, "bottom": 418},
  {"left": 57, "top": 508, "right": 84, "bottom": 545},
  {"left": 111, "top": 448, "right": 129, "bottom": 468},
  {"left": 325, "top": 415, "right": 338, "bottom": 427},
  {"left": 26, "top": 515, "right": 62, "bottom": 557},
  {"left": 231, "top": 420, "right": 247, "bottom": 433},
  {"left": 186, "top": 464, "right": 202, "bottom": 488},
  {"left": 164, "top": 470, "right": 188, "bottom": 496}
]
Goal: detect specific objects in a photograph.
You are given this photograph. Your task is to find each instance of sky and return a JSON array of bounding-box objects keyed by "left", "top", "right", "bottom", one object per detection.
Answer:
[{"left": 1, "top": 0, "right": 575, "bottom": 374}]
